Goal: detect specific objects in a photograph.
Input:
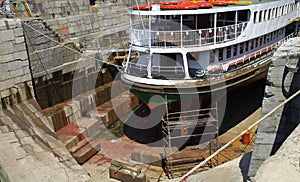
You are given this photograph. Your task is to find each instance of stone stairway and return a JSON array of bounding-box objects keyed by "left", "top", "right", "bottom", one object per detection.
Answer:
[
  {"left": 44, "top": 78, "right": 140, "bottom": 165},
  {"left": 0, "top": 99, "right": 90, "bottom": 181}
]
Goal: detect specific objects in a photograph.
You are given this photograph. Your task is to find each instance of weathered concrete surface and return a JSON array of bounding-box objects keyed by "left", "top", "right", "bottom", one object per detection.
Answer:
[
  {"left": 166, "top": 152, "right": 251, "bottom": 182},
  {"left": 248, "top": 37, "right": 300, "bottom": 178},
  {"left": 0, "top": 16, "right": 90, "bottom": 182},
  {"left": 166, "top": 123, "right": 300, "bottom": 182},
  {"left": 0, "top": 18, "right": 32, "bottom": 100},
  {"left": 21, "top": 1, "right": 130, "bottom": 109},
  {"left": 254, "top": 125, "right": 300, "bottom": 181},
  {"left": 0, "top": 99, "right": 90, "bottom": 182}
]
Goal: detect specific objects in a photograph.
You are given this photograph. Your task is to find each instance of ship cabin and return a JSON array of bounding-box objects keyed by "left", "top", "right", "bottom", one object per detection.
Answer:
[{"left": 124, "top": 0, "right": 299, "bottom": 81}]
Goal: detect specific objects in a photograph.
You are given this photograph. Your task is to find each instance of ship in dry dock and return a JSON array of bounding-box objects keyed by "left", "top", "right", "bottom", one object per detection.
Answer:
[
  {"left": 120, "top": 0, "right": 299, "bottom": 161},
  {"left": 120, "top": 0, "right": 299, "bottom": 177},
  {"left": 122, "top": 0, "right": 299, "bottom": 104}
]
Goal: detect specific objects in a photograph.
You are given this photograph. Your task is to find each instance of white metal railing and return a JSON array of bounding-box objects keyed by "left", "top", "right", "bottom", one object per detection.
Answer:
[
  {"left": 152, "top": 65, "right": 185, "bottom": 79},
  {"left": 126, "top": 33, "right": 296, "bottom": 79},
  {"left": 130, "top": 22, "right": 248, "bottom": 48},
  {"left": 125, "top": 62, "right": 185, "bottom": 79},
  {"left": 126, "top": 62, "right": 148, "bottom": 77}
]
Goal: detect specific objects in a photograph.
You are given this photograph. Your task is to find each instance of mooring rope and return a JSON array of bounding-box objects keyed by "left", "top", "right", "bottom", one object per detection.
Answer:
[{"left": 179, "top": 88, "right": 300, "bottom": 182}]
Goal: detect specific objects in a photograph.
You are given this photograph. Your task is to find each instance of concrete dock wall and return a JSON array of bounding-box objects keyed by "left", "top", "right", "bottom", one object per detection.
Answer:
[
  {"left": 0, "top": 1, "right": 132, "bottom": 181},
  {"left": 20, "top": 1, "right": 130, "bottom": 108},
  {"left": 248, "top": 37, "right": 300, "bottom": 178},
  {"left": 0, "top": 19, "right": 33, "bottom": 107},
  {"left": 0, "top": 18, "right": 90, "bottom": 182}
]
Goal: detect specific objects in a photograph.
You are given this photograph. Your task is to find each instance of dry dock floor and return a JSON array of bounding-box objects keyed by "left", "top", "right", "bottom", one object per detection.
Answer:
[{"left": 81, "top": 108, "right": 261, "bottom": 181}]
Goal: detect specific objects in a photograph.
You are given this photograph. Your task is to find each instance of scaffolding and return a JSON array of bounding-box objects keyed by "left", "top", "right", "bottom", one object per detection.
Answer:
[{"left": 162, "top": 98, "right": 219, "bottom": 179}]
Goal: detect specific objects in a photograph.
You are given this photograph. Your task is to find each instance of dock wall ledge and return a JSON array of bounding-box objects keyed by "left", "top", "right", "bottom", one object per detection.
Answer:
[{"left": 248, "top": 37, "right": 300, "bottom": 179}]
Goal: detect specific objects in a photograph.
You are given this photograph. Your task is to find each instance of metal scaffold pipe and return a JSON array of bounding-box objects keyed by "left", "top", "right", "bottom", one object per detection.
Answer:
[{"left": 178, "top": 89, "right": 300, "bottom": 182}]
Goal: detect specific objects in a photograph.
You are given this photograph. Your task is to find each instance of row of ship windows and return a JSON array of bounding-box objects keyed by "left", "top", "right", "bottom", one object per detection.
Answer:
[
  {"left": 253, "top": 3, "right": 296, "bottom": 23},
  {"left": 218, "top": 29, "right": 284, "bottom": 61}
]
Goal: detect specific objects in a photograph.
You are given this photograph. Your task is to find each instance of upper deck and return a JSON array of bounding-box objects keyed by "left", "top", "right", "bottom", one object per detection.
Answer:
[
  {"left": 129, "top": 0, "right": 280, "bottom": 15},
  {"left": 129, "top": 0, "right": 298, "bottom": 50}
]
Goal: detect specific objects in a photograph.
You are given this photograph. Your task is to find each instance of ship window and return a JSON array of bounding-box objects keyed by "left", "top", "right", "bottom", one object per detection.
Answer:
[
  {"left": 259, "top": 37, "right": 263, "bottom": 46},
  {"left": 151, "top": 53, "right": 185, "bottom": 79},
  {"left": 250, "top": 40, "right": 254, "bottom": 50},
  {"left": 218, "top": 49, "right": 224, "bottom": 61},
  {"left": 182, "top": 15, "right": 196, "bottom": 29},
  {"left": 245, "top": 41, "right": 249, "bottom": 52},
  {"left": 233, "top": 45, "right": 237, "bottom": 56},
  {"left": 268, "top": 9, "right": 271, "bottom": 20},
  {"left": 127, "top": 52, "right": 150, "bottom": 77},
  {"left": 264, "top": 10, "right": 268, "bottom": 21},
  {"left": 255, "top": 39, "right": 258, "bottom": 48},
  {"left": 238, "top": 10, "right": 250, "bottom": 22},
  {"left": 187, "top": 53, "right": 203, "bottom": 78},
  {"left": 278, "top": 7, "right": 281, "bottom": 16},
  {"left": 259, "top": 11, "right": 263, "bottom": 22},
  {"left": 226, "top": 47, "right": 231, "bottom": 58},
  {"left": 239, "top": 44, "right": 244, "bottom": 54},
  {"left": 197, "top": 14, "right": 212, "bottom": 29},
  {"left": 253, "top": 12, "right": 257, "bottom": 23}
]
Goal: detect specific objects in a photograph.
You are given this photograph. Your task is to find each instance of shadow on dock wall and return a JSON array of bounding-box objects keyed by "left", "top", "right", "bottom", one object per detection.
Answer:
[{"left": 271, "top": 58, "right": 300, "bottom": 154}]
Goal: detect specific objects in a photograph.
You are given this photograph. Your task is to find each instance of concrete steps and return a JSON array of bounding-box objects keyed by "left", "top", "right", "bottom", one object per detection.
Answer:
[
  {"left": 69, "top": 137, "right": 92, "bottom": 154},
  {"left": 42, "top": 80, "right": 124, "bottom": 131},
  {"left": 55, "top": 117, "right": 98, "bottom": 149},
  {"left": 73, "top": 140, "right": 101, "bottom": 164},
  {"left": 51, "top": 79, "right": 140, "bottom": 165},
  {"left": 88, "top": 91, "right": 140, "bottom": 127},
  {"left": 55, "top": 117, "right": 102, "bottom": 164}
]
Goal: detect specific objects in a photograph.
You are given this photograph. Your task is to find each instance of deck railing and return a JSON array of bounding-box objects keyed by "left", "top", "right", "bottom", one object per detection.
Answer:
[
  {"left": 126, "top": 62, "right": 148, "bottom": 77},
  {"left": 152, "top": 65, "right": 185, "bottom": 79},
  {"left": 130, "top": 22, "right": 247, "bottom": 48},
  {"left": 125, "top": 62, "right": 185, "bottom": 79}
]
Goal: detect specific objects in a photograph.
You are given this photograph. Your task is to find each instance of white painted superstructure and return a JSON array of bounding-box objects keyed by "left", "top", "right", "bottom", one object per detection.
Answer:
[{"left": 122, "top": 0, "right": 299, "bottom": 92}]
